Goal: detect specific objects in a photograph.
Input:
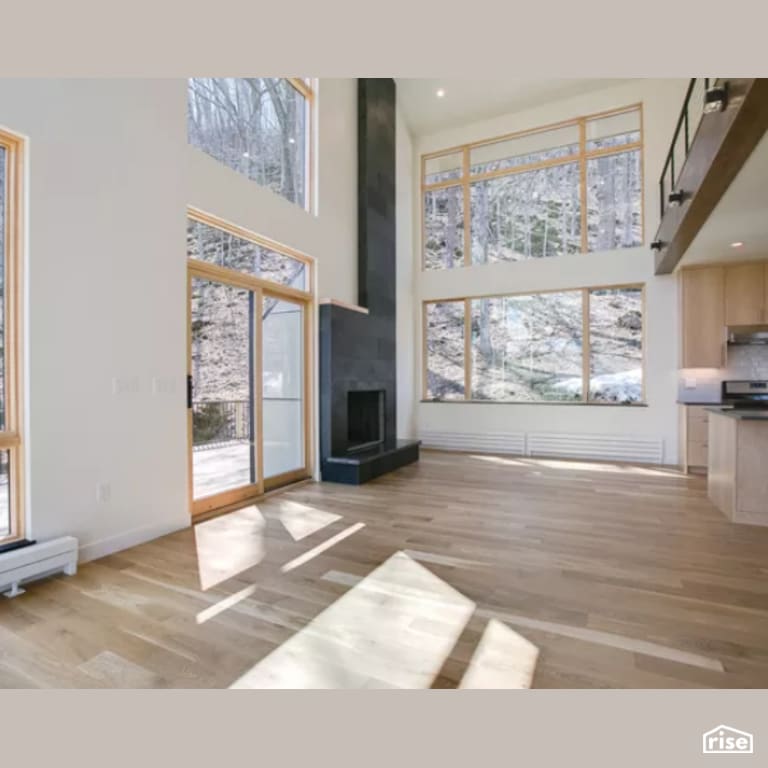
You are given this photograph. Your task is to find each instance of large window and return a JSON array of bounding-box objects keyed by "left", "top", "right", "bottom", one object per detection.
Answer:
[
  {"left": 422, "top": 105, "right": 643, "bottom": 269},
  {"left": 187, "top": 78, "right": 312, "bottom": 209},
  {"left": 424, "top": 285, "right": 644, "bottom": 404},
  {"left": 0, "top": 130, "right": 23, "bottom": 545}
]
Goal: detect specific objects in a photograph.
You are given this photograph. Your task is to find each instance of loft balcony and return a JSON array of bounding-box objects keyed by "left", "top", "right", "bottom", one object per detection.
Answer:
[{"left": 653, "top": 78, "right": 768, "bottom": 274}]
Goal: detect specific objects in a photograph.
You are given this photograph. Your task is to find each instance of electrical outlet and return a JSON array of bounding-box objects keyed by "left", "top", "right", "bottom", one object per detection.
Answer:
[
  {"left": 96, "top": 482, "right": 111, "bottom": 504},
  {"left": 684, "top": 377, "right": 697, "bottom": 389}
]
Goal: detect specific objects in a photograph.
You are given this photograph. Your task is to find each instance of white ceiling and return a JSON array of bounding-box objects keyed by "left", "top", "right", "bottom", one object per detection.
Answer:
[
  {"left": 395, "top": 78, "right": 631, "bottom": 136},
  {"left": 681, "top": 131, "right": 768, "bottom": 267}
]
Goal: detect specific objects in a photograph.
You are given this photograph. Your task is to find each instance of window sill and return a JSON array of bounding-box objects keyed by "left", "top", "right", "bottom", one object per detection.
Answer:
[{"left": 420, "top": 399, "right": 648, "bottom": 407}]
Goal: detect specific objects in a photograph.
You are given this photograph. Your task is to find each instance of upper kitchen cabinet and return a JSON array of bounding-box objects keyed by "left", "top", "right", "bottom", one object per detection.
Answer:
[
  {"left": 680, "top": 265, "right": 726, "bottom": 368},
  {"left": 724, "top": 262, "right": 766, "bottom": 326}
]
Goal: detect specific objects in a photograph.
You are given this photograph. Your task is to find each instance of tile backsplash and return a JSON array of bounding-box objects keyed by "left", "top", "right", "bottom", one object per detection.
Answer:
[{"left": 679, "top": 345, "right": 768, "bottom": 402}]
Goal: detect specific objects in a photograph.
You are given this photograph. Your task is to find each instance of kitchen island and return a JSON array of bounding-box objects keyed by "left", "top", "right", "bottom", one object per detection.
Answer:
[{"left": 707, "top": 408, "right": 768, "bottom": 526}]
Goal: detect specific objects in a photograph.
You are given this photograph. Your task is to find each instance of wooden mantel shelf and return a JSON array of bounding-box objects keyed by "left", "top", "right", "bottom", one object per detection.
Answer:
[{"left": 319, "top": 298, "right": 370, "bottom": 315}]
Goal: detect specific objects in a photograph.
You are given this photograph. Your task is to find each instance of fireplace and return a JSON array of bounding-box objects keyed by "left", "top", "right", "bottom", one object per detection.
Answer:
[
  {"left": 318, "top": 79, "right": 420, "bottom": 483},
  {"left": 347, "top": 390, "right": 384, "bottom": 453}
]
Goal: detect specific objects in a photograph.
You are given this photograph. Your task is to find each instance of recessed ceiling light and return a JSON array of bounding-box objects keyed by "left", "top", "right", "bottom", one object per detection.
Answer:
[
  {"left": 242, "top": 152, "right": 250, "bottom": 158},
  {"left": 731, "top": 241, "right": 744, "bottom": 248},
  {"left": 436, "top": 88, "right": 446, "bottom": 99},
  {"left": 288, "top": 137, "right": 296, "bottom": 144}
]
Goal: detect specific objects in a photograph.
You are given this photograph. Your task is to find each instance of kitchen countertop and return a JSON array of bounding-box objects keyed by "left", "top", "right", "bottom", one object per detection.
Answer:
[{"left": 705, "top": 407, "right": 768, "bottom": 420}]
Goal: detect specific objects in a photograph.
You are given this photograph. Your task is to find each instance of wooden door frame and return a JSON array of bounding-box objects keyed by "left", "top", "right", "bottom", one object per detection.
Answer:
[{"left": 187, "top": 266, "right": 313, "bottom": 520}]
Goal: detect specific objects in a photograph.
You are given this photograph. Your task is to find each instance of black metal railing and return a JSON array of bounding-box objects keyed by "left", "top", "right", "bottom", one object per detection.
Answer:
[
  {"left": 192, "top": 400, "right": 251, "bottom": 450},
  {"left": 659, "top": 78, "right": 719, "bottom": 219},
  {"left": 191, "top": 397, "right": 302, "bottom": 451}
]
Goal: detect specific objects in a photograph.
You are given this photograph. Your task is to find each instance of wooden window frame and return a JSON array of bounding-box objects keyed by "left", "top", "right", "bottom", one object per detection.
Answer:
[
  {"left": 422, "top": 282, "right": 646, "bottom": 406},
  {"left": 420, "top": 103, "right": 644, "bottom": 270},
  {"left": 0, "top": 129, "right": 24, "bottom": 545},
  {"left": 186, "top": 208, "right": 314, "bottom": 520}
]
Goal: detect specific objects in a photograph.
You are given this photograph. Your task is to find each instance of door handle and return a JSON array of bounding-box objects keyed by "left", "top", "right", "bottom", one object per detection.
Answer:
[{"left": 187, "top": 375, "right": 193, "bottom": 409}]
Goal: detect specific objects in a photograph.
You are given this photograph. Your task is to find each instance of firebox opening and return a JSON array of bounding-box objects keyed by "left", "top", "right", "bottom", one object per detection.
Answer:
[{"left": 347, "top": 390, "right": 385, "bottom": 453}]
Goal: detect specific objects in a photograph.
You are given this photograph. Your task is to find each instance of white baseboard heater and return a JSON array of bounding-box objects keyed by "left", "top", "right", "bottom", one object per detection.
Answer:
[
  {"left": 421, "top": 431, "right": 665, "bottom": 465},
  {"left": 0, "top": 537, "right": 78, "bottom": 597}
]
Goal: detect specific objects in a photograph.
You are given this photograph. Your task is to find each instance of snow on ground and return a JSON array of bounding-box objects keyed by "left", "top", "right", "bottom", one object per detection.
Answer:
[{"left": 555, "top": 367, "right": 642, "bottom": 402}]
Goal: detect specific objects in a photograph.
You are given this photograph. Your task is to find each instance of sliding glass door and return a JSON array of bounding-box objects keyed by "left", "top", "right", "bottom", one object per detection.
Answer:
[{"left": 188, "top": 274, "right": 311, "bottom": 517}]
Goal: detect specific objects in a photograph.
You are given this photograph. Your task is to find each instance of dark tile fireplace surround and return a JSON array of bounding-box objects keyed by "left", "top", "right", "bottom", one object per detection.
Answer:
[{"left": 319, "top": 79, "right": 420, "bottom": 484}]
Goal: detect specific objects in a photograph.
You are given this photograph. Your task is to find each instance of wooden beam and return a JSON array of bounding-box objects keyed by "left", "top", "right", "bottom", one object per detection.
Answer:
[{"left": 654, "top": 78, "right": 768, "bottom": 275}]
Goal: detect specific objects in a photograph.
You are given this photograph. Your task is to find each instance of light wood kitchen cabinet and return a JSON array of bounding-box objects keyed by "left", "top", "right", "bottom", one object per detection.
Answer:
[
  {"left": 680, "top": 266, "right": 725, "bottom": 368},
  {"left": 680, "top": 404, "right": 710, "bottom": 473},
  {"left": 724, "top": 262, "right": 766, "bottom": 326}
]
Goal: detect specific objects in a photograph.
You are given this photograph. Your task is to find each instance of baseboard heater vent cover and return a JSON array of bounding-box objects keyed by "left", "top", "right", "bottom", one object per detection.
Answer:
[
  {"left": 420, "top": 431, "right": 526, "bottom": 455},
  {"left": 527, "top": 432, "right": 664, "bottom": 464},
  {"left": 419, "top": 431, "right": 664, "bottom": 465},
  {"left": 0, "top": 536, "right": 78, "bottom": 597}
]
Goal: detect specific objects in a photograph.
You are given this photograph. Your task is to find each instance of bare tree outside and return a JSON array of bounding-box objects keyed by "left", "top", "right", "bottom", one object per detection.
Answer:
[
  {"left": 425, "top": 287, "right": 643, "bottom": 404},
  {"left": 471, "top": 293, "right": 583, "bottom": 402},
  {"left": 426, "top": 301, "right": 465, "bottom": 399},
  {"left": 424, "top": 113, "right": 642, "bottom": 270},
  {"left": 424, "top": 187, "right": 464, "bottom": 269},
  {"left": 187, "top": 219, "right": 307, "bottom": 291},
  {"left": 187, "top": 78, "right": 307, "bottom": 208}
]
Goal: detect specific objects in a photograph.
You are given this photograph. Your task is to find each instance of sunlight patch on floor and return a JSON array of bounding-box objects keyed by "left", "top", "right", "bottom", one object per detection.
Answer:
[
  {"left": 458, "top": 619, "right": 538, "bottom": 689},
  {"left": 194, "top": 505, "right": 265, "bottom": 590},
  {"left": 276, "top": 500, "right": 342, "bottom": 541},
  {"left": 230, "top": 551, "right": 475, "bottom": 689},
  {"left": 196, "top": 584, "right": 258, "bottom": 624},
  {"left": 469, "top": 453, "right": 681, "bottom": 478},
  {"left": 280, "top": 522, "right": 365, "bottom": 573},
  {"left": 475, "top": 608, "right": 723, "bottom": 672}
]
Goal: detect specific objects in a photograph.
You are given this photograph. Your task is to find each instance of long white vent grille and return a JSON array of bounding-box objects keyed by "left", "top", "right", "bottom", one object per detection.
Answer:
[
  {"left": 527, "top": 432, "right": 664, "bottom": 464},
  {"left": 419, "top": 431, "right": 664, "bottom": 465},
  {"left": 420, "top": 431, "right": 526, "bottom": 455}
]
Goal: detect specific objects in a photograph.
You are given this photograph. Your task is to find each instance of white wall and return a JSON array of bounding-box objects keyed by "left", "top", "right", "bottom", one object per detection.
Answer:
[
  {"left": 0, "top": 77, "right": 358, "bottom": 558},
  {"left": 407, "top": 79, "right": 690, "bottom": 464},
  {"left": 396, "top": 109, "right": 417, "bottom": 439}
]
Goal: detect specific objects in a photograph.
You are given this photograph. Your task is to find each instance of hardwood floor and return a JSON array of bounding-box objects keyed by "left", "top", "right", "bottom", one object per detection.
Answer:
[{"left": 2, "top": 450, "right": 768, "bottom": 688}]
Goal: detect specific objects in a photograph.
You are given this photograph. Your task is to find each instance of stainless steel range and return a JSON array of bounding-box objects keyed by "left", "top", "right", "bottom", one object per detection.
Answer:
[{"left": 722, "top": 380, "right": 768, "bottom": 408}]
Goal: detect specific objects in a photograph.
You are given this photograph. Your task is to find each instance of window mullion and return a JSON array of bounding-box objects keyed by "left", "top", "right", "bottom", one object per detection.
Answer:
[
  {"left": 464, "top": 298, "right": 472, "bottom": 399},
  {"left": 579, "top": 118, "right": 588, "bottom": 254},
  {"left": 462, "top": 147, "right": 471, "bottom": 267},
  {"left": 582, "top": 288, "right": 591, "bottom": 403}
]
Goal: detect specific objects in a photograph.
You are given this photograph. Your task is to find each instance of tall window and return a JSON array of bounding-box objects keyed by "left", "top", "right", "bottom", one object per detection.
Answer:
[
  {"left": 424, "top": 285, "right": 644, "bottom": 404},
  {"left": 187, "top": 78, "right": 313, "bottom": 209},
  {"left": 0, "top": 130, "right": 23, "bottom": 545},
  {"left": 422, "top": 105, "right": 642, "bottom": 269}
]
